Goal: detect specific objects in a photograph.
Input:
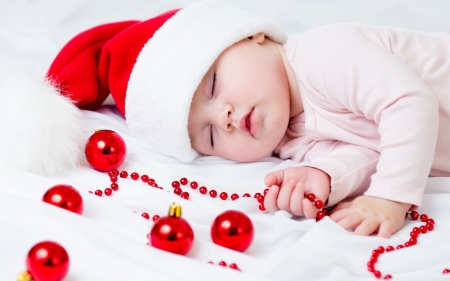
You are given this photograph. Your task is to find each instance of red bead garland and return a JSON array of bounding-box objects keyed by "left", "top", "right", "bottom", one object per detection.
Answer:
[
  {"left": 98, "top": 170, "right": 447, "bottom": 278},
  {"left": 366, "top": 211, "right": 436, "bottom": 279}
]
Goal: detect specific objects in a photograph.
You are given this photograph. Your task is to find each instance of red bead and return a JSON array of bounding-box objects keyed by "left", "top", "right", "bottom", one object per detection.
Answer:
[
  {"left": 367, "top": 261, "right": 374, "bottom": 268},
  {"left": 263, "top": 188, "right": 269, "bottom": 196},
  {"left": 207, "top": 261, "right": 214, "bottom": 264},
  {"left": 254, "top": 192, "right": 262, "bottom": 198},
  {"left": 229, "top": 263, "right": 238, "bottom": 270},
  {"left": 111, "top": 183, "right": 119, "bottom": 191},
  {"left": 218, "top": 261, "right": 227, "bottom": 266},
  {"left": 412, "top": 227, "right": 420, "bottom": 234},
  {"left": 42, "top": 184, "right": 84, "bottom": 215},
  {"left": 180, "top": 192, "right": 190, "bottom": 199},
  {"left": 172, "top": 181, "right": 180, "bottom": 188},
  {"left": 316, "top": 211, "right": 326, "bottom": 222},
  {"left": 150, "top": 216, "right": 194, "bottom": 255},
  {"left": 315, "top": 200, "right": 324, "bottom": 209},
  {"left": 384, "top": 275, "right": 392, "bottom": 279},
  {"left": 174, "top": 187, "right": 182, "bottom": 195},
  {"left": 94, "top": 190, "right": 103, "bottom": 196},
  {"left": 427, "top": 218, "right": 435, "bottom": 225},
  {"left": 220, "top": 192, "right": 228, "bottom": 200},
  {"left": 85, "top": 130, "right": 126, "bottom": 171},
  {"left": 148, "top": 182, "right": 158, "bottom": 187},
  {"left": 372, "top": 249, "right": 380, "bottom": 256},
  {"left": 26, "top": 241, "right": 69, "bottom": 281},
  {"left": 141, "top": 175, "right": 149, "bottom": 182},
  {"left": 211, "top": 210, "right": 254, "bottom": 252},
  {"left": 396, "top": 245, "right": 404, "bottom": 250},
  {"left": 386, "top": 246, "right": 394, "bottom": 252},
  {"left": 370, "top": 255, "right": 378, "bottom": 263},
  {"left": 404, "top": 242, "right": 411, "bottom": 247},
  {"left": 231, "top": 193, "right": 239, "bottom": 201},
  {"left": 259, "top": 204, "right": 266, "bottom": 211},
  {"left": 410, "top": 211, "right": 419, "bottom": 220},
  {"left": 443, "top": 269, "right": 450, "bottom": 274},
  {"left": 410, "top": 231, "right": 418, "bottom": 238},
  {"left": 420, "top": 214, "right": 428, "bottom": 222},
  {"left": 377, "top": 246, "right": 385, "bottom": 253},
  {"left": 141, "top": 212, "right": 150, "bottom": 219},
  {"left": 104, "top": 188, "right": 112, "bottom": 196},
  {"left": 152, "top": 215, "right": 160, "bottom": 222},
  {"left": 110, "top": 176, "right": 118, "bottom": 183},
  {"left": 409, "top": 237, "right": 417, "bottom": 245},
  {"left": 209, "top": 190, "right": 217, "bottom": 198},
  {"left": 199, "top": 186, "right": 207, "bottom": 194},
  {"left": 367, "top": 265, "right": 374, "bottom": 272},
  {"left": 120, "top": 171, "right": 128, "bottom": 178},
  {"left": 243, "top": 193, "right": 251, "bottom": 197},
  {"left": 427, "top": 223, "right": 434, "bottom": 231},
  {"left": 108, "top": 170, "right": 117, "bottom": 177},
  {"left": 148, "top": 178, "right": 155, "bottom": 183},
  {"left": 420, "top": 225, "right": 428, "bottom": 233},
  {"left": 307, "top": 193, "right": 316, "bottom": 202},
  {"left": 190, "top": 181, "right": 198, "bottom": 189},
  {"left": 257, "top": 195, "right": 264, "bottom": 203},
  {"left": 131, "top": 172, "right": 139, "bottom": 180},
  {"left": 180, "top": 178, "right": 188, "bottom": 185},
  {"left": 374, "top": 270, "right": 381, "bottom": 278}
]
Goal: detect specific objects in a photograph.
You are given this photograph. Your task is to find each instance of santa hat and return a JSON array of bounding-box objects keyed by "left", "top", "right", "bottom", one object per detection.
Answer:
[{"left": 0, "top": 0, "right": 287, "bottom": 175}]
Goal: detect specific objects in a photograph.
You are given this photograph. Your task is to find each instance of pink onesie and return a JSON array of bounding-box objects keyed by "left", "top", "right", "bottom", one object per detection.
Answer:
[{"left": 276, "top": 23, "right": 450, "bottom": 207}]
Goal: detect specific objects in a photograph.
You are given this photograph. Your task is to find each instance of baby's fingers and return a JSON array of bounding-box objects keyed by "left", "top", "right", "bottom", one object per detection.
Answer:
[
  {"left": 332, "top": 211, "right": 363, "bottom": 232},
  {"left": 354, "top": 219, "right": 379, "bottom": 236},
  {"left": 264, "top": 185, "right": 280, "bottom": 212},
  {"left": 264, "top": 171, "right": 284, "bottom": 188},
  {"left": 377, "top": 222, "right": 396, "bottom": 238}
]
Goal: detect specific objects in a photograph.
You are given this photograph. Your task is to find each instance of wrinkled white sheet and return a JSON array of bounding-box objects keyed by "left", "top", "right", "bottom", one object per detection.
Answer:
[{"left": 1, "top": 1, "right": 450, "bottom": 280}]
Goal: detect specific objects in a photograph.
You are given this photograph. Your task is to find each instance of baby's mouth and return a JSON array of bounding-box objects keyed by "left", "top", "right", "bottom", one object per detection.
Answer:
[{"left": 239, "top": 108, "right": 255, "bottom": 136}]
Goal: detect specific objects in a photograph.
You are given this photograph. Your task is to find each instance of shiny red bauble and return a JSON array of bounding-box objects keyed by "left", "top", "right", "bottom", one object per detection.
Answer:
[
  {"left": 85, "top": 130, "right": 126, "bottom": 171},
  {"left": 42, "top": 185, "right": 83, "bottom": 215},
  {"left": 25, "top": 241, "right": 69, "bottom": 281},
  {"left": 211, "top": 210, "right": 254, "bottom": 252},
  {"left": 149, "top": 202, "right": 194, "bottom": 255}
]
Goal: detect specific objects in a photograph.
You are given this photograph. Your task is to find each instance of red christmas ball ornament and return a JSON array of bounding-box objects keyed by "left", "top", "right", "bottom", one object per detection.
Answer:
[
  {"left": 211, "top": 210, "right": 254, "bottom": 252},
  {"left": 149, "top": 202, "right": 194, "bottom": 255},
  {"left": 85, "top": 130, "right": 126, "bottom": 171},
  {"left": 18, "top": 241, "right": 69, "bottom": 281},
  {"left": 42, "top": 185, "right": 83, "bottom": 215}
]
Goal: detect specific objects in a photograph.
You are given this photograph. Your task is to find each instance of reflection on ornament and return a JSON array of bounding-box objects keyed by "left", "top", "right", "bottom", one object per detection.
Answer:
[
  {"left": 85, "top": 130, "right": 126, "bottom": 171},
  {"left": 42, "top": 184, "right": 83, "bottom": 215},
  {"left": 19, "top": 241, "right": 69, "bottom": 281},
  {"left": 149, "top": 202, "right": 194, "bottom": 255},
  {"left": 211, "top": 210, "right": 254, "bottom": 252}
]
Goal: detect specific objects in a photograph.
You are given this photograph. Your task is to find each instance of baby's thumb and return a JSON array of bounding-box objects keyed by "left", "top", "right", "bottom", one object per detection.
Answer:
[{"left": 264, "top": 170, "right": 284, "bottom": 187}]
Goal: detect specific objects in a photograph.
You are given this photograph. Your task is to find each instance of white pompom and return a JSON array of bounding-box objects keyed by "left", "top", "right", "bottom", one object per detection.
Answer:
[{"left": 0, "top": 76, "right": 84, "bottom": 175}]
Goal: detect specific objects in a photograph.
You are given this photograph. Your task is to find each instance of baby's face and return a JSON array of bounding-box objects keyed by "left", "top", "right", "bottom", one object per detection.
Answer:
[{"left": 188, "top": 33, "right": 291, "bottom": 162}]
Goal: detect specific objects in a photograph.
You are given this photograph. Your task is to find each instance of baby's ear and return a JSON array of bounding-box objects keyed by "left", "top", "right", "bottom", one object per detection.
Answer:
[{"left": 249, "top": 32, "right": 265, "bottom": 44}]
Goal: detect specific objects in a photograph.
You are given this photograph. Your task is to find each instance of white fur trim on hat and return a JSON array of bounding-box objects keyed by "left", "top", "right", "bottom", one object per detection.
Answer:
[
  {"left": 126, "top": 0, "right": 287, "bottom": 162},
  {"left": 0, "top": 76, "right": 84, "bottom": 175}
]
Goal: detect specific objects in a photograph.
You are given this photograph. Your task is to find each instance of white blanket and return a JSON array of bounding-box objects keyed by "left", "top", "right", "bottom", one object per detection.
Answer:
[{"left": 1, "top": 1, "right": 450, "bottom": 280}]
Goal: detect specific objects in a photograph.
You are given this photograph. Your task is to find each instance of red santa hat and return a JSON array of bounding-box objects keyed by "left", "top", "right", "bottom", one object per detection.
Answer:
[{"left": 1, "top": 0, "right": 286, "bottom": 175}]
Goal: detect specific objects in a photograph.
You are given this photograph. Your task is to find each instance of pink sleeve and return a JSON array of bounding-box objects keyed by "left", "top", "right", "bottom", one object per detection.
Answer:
[{"left": 293, "top": 24, "right": 439, "bottom": 207}]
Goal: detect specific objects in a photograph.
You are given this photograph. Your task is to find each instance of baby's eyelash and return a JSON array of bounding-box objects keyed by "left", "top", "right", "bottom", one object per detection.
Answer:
[
  {"left": 210, "top": 124, "right": 214, "bottom": 147},
  {"left": 211, "top": 72, "right": 216, "bottom": 97}
]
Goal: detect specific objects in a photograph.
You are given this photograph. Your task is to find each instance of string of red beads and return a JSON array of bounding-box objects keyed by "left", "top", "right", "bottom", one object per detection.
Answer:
[
  {"left": 207, "top": 260, "right": 240, "bottom": 271},
  {"left": 97, "top": 170, "right": 447, "bottom": 278},
  {"left": 367, "top": 211, "right": 436, "bottom": 279}
]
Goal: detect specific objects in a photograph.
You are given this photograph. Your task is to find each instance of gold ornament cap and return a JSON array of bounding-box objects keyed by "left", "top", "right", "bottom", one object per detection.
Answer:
[
  {"left": 168, "top": 201, "right": 182, "bottom": 218},
  {"left": 18, "top": 271, "right": 33, "bottom": 281}
]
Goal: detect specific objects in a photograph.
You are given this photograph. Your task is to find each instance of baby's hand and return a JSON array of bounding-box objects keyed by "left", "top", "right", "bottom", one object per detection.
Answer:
[
  {"left": 329, "top": 196, "right": 412, "bottom": 238},
  {"left": 264, "top": 166, "right": 331, "bottom": 218}
]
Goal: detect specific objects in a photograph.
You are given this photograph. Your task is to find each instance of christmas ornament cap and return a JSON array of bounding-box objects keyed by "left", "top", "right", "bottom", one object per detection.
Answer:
[{"left": 168, "top": 201, "right": 182, "bottom": 217}]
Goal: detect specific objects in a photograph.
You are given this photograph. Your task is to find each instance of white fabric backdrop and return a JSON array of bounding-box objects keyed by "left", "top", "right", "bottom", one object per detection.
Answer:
[{"left": 1, "top": 1, "right": 450, "bottom": 280}]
